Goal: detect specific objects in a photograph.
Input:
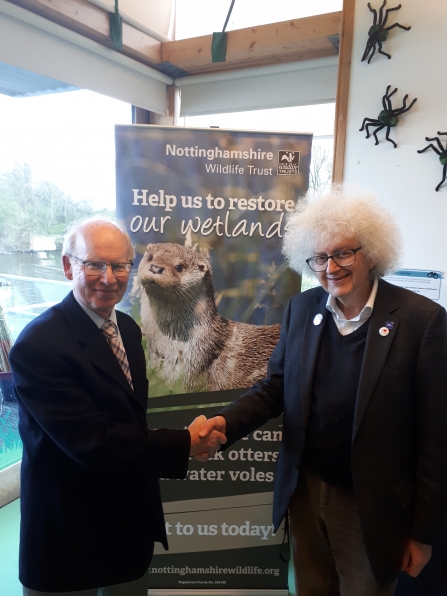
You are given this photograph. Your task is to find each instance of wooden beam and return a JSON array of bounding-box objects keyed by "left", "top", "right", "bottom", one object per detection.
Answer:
[
  {"left": 6, "top": 0, "right": 161, "bottom": 67},
  {"left": 5, "top": 1, "right": 341, "bottom": 78},
  {"left": 161, "top": 12, "right": 341, "bottom": 76},
  {"left": 332, "top": 0, "right": 355, "bottom": 183}
]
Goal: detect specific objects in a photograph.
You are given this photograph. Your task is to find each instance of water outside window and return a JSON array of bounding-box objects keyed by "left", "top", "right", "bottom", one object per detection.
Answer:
[{"left": 0, "top": 89, "right": 131, "bottom": 471}]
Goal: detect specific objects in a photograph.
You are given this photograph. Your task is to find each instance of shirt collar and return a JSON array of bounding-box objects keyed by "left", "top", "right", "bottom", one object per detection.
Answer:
[
  {"left": 326, "top": 277, "right": 378, "bottom": 323},
  {"left": 73, "top": 293, "right": 118, "bottom": 330}
]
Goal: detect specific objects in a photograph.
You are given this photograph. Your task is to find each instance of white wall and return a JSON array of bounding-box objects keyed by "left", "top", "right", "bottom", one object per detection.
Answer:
[{"left": 343, "top": 0, "right": 447, "bottom": 307}]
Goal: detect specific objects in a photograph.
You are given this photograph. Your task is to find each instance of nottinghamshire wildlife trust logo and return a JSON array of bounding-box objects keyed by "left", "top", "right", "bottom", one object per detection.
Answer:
[{"left": 277, "top": 150, "right": 300, "bottom": 175}]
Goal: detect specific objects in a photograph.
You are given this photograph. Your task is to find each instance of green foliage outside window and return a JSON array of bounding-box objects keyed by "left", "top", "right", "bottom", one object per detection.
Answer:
[{"left": 0, "top": 163, "right": 114, "bottom": 252}]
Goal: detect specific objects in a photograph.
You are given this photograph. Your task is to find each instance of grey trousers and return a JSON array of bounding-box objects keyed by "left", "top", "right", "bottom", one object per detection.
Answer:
[
  {"left": 289, "top": 465, "right": 396, "bottom": 596},
  {"left": 22, "top": 568, "right": 150, "bottom": 596}
]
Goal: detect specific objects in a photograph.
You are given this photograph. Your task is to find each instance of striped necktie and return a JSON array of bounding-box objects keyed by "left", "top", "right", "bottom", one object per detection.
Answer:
[{"left": 101, "top": 319, "right": 134, "bottom": 389}]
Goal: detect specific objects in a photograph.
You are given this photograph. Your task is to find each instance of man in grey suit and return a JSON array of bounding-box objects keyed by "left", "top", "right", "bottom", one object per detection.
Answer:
[
  {"left": 199, "top": 187, "right": 447, "bottom": 596},
  {"left": 10, "top": 219, "right": 225, "bottom": 596}
]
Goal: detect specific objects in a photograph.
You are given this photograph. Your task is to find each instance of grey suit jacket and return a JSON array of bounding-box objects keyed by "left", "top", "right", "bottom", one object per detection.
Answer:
[{"left": 220, "top": 279, "right": 447, "bottom": 586}]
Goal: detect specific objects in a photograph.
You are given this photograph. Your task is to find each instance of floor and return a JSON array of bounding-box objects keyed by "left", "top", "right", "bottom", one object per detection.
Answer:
[{"left": 0, "top": 499, "right": 296, "bottom": 596}]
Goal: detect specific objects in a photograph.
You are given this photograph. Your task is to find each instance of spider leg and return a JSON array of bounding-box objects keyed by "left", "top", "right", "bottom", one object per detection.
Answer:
[
  {"left": 362, "top": 39, "right": 374, "bottom": 62},
  {"left": 395, "top": 97, "right": 417, "bottom": 115},
  {"left": 377, "top": 41, "right": 391, "bottom": 60},
  {"left": 428, "top": 136, "right": 445, "bottom": 153},
  {"left": 365, "top": 121, "right": 382, "bottom": 138},
  {"left": 367, "top": 44, "right": 377, "bottom": 64},
  {"left": 385, "top": 86, "right": 398, "bottom": 109},
  {"left": 382, "top": 4, "right": 402, "bottom": 27},
  {"left": 385, "top": 23, "right": 411, "bottom": 32},
  {"left": 386, "top": 86, "right": 398, "bottom": 100},
  {"left": 367, "top": 3, "right": 378, "bottom": 25},
  {"left": 378, "top": 0, "right": 387, "bottom": 26},
  {"left": 360, "top": 117, "right": 379, "bottom": 132},
  {"left": 393, "top": 94, "right": 408, "bottom": 113},
  {"left": 383, "top": 85, "right": 393, "bottom": 110},
  {"left": 373, "top": 124, "right": 386, "bottom": 145},
  {"left": 435, "top": 164, "right": 447, "bottom": 192},
  {"left": 417, "top": 143, "right": 442, "bottom": 156},
  {"left": 385, "top": 126, "right": 397, "bottom": 148}
]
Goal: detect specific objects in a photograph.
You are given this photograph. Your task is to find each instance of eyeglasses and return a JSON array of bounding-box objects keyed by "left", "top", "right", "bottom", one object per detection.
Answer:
[
  {"left": 306, "top": 247, "right": 362, "bottom": 272},
  {"left": 67, "top": 254, "right": 133, "bottom": 277}
]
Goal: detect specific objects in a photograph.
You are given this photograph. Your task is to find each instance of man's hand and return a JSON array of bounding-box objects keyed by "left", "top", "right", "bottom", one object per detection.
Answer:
[
  {"left": 401, "top": 538, "right": 432, "bottom": 577},
  {"left": 190, "top": 416, "right": 227, "bottom": 461},
  {"left": 198, "top": 415, "right": 227, "bottom": 438},
  {"left": 188, "top": 415, "right": 227, "bottom": 461}
]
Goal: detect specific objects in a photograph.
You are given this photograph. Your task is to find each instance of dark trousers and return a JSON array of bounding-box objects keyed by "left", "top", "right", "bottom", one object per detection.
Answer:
[{"left": 289, "top": 464, "right": 396, "bottom": 596}]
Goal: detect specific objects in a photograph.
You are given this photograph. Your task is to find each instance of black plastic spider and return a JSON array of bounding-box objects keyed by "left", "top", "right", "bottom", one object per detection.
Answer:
[
  {"left": 359, "top": 85, "right": 417, "bottom": 148},
  {"left": 417, "top": 132, "right": 447, "bottom": 191},
  {"left": 362, "top": 1, "right": 411, "bottom": 64}
]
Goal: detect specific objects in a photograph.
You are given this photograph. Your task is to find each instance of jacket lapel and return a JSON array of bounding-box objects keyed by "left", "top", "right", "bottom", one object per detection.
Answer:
[
  {"left": 301, "top": 290, "right": 329, "bottom": 429},
  {"left": 353, "top": 279, "right": 400, "bottom": 440},
  {"left": 61, "top": 292, "right": 137, "bottom": 400}
]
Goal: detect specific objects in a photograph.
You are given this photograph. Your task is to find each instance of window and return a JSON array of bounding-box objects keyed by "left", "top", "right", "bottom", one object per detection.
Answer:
[
  {"left": 175, "top": 0, "right": 343, "bottom": 39},
  {"left": 184, "top": 103, "right": 335, "bottom": 194},
  {"left": 0, "top": 88, "right": 131, "bottom": 472}
]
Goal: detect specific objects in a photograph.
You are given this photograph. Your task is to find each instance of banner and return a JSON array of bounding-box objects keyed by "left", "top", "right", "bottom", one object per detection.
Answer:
[{"left": 115, "top": 125, "right": 312, "bottom": 594}]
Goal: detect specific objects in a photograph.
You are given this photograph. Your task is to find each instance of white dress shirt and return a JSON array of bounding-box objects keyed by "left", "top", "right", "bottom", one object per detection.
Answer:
[
  {"left": 73, "top": 294, "right": 123, "bottom": 342},
  {"left": 326, "top": 278, "right": 378, "bottom": 336}
]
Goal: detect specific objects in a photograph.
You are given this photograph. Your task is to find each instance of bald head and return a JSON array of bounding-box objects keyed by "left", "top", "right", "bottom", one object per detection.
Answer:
[{"left": 62, "top": 219, "right": 135, "bottom": 262}]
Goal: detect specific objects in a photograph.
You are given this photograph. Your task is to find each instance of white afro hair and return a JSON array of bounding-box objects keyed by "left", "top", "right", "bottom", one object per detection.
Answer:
[{"left": 282, "top": 185, "right": 402, "bottom": 278}]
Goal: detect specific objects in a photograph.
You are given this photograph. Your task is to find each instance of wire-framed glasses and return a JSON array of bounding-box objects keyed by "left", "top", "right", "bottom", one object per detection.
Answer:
[
  {"left": 67, "top": 254, "right": 133, "bottom": 277},
  {"left": 306, "top": 247, "right": 362, "bottom": 272}
]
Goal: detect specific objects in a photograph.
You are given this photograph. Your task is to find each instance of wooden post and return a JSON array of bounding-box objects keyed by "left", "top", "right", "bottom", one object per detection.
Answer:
[
  {"left": 149, "top": 85, "right": 181, "bottom": 126},
  {"left": 132, "top": 85, "right": 181, "bottom": 126},
  {"left": 332, "top": 0, "right": 356, "bottom": 183}
]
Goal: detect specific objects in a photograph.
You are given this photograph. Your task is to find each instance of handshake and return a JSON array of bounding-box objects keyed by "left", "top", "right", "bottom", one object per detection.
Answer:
[{"left": 188, "top": 415, "right": 227, "bottom": 462}]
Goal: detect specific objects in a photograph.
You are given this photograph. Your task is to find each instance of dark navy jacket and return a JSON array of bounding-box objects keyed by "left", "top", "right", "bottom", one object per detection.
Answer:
[
  {"left": 10, "top": 291, "right": 190, "bottom": 592},
  {"left": 220, "top": 279, "right": 447, "bottom": 587}
]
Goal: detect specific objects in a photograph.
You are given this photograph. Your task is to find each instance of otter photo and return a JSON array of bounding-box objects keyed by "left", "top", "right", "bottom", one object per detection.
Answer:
[
  {"left": 116, "top": 125, "right": 310, "bottom": 397},
  {"left": 138, "top": 242, "right": 281, "bottom": 392}
]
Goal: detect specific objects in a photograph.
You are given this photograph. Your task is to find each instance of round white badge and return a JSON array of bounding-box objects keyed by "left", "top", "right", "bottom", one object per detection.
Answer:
[
  {"left": 379, "top": 327, "right": 389, "bottom": 336},
  {"left": 313, "top": 314, "right": 323, "bottom": 326}
]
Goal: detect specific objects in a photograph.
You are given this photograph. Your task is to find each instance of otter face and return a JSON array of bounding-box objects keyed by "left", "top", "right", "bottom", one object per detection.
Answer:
[{"left": 138, "top": 243, "right": 212, "bottom": 300}]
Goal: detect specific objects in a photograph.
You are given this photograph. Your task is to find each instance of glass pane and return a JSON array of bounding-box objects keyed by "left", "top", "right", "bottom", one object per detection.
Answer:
[
  {"left": 176, "top": 0, "right": 342, "bottom": 39},
  {"left": 184, "top": 103, "right": 335, "bottom": 194},
  {"left": 0, "top": 88, "right": 131, "bottom": 471}
]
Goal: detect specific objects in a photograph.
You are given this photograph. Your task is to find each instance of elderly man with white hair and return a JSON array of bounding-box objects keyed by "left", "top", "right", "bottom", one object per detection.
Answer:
[
  {"left": 10, "top": 218, "right": 225, "bottom": 596},
  {"left": 200, "top": 187, "right": 447, "bottom": 596}
]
